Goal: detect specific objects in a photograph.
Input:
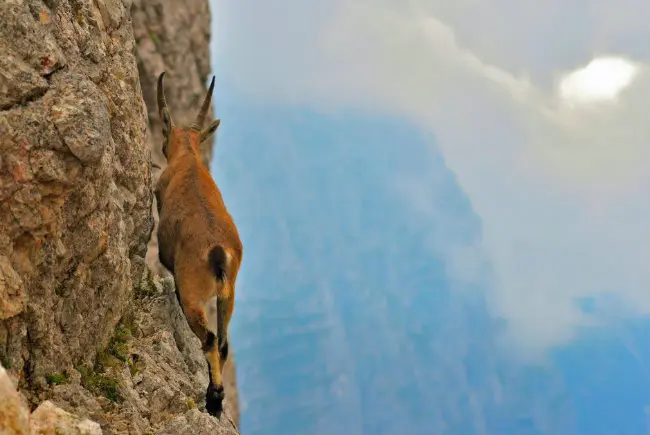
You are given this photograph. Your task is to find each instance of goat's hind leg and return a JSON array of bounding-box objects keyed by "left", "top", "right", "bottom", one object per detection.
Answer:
[
  {"left": 216, "top": 295, "right": 233, "bottom": 370},
  {"left": 178, "top": 299, "right": 225, "bottom": 417},
  {"left": 204, "top": 331, "right": 225, "bottom": 417},
  {"left": 203, "top": 296, "right": 233, "bottom": 417}
]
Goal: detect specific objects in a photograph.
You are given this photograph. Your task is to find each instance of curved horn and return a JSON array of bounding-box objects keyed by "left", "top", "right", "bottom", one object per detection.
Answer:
[
  {"left": 192, "top": 75, "right": 216, "bottom": 129},
  {"left": 157, "top": 71, "right": 169, "bottom": 117}
]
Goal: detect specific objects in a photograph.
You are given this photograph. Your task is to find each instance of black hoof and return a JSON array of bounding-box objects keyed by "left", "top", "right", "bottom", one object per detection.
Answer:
[{"left": 206, "top": 384, "right": 225, "bottom": 417}]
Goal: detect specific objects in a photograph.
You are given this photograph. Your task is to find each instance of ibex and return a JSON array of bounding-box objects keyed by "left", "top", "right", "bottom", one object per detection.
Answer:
[{"left": 154, "top": 71, "right": 243, "bottom": 417}]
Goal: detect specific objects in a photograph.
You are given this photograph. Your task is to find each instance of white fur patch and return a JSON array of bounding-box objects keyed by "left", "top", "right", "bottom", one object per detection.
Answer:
[
  {"left": 204, "top": 296, "right": 219, "bottom": 335},
  {"left": 225, "top": 249, "right": 232, "bottom": 270}
]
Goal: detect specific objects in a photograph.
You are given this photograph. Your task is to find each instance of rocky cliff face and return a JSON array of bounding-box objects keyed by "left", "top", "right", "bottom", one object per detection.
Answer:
[
  {"left": 0, "top": 0, "right": 153, "bottom": 393},
  {"left": 0, "top": 0, "right": 240, "bottom": 433}
]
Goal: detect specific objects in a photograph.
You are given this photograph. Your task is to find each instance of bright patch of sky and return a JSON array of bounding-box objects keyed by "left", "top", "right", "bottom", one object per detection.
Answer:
[
  {"left": 207, "top": 0, "right": 650, "bottom": 433},
  {"left": 558, "top": 56, "right": 638, "bottom": 104}
]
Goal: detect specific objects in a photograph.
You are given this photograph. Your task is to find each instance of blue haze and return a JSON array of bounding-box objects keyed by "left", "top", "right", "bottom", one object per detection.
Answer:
[{"left": 208, "top": 89, "right": 650, "bottom": 434}]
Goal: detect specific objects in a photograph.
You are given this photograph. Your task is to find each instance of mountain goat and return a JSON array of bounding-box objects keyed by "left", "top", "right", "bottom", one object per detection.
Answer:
[{"left": 154, "top": 71, "right": 243, "bottom": 417}]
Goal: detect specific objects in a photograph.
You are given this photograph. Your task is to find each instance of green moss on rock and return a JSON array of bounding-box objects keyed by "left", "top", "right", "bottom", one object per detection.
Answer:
[
  {"left": 78, "top": 365, "right": 121, "bottom": 402},
  {"left": 45, "top": 371, "right": 69, "bottom": 385}
]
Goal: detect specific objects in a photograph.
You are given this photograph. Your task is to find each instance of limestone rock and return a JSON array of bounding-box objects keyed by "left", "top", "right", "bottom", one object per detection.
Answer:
[
  {"left": 0, "top": 0, "right": 153, "bottom": 390},
  {"left": 30, "top": 401, "right": 102, "bottom": 435},
  {"left": 51, "top": 74, "right": 112, "bottom": 164},
  {"left": 0, "top": 44, "right": 49, "bottom": 111},
  {"left": 0, "top": 255, "right": 26, "bottom": 320},
  {"left": 0, "top": 364, "right": 29, "bottom": 435},
  {"left": 160, "top": 409, "right": 238, "bottom": 435},
  {"left": 0, "top": 364, "right": 104, "bottom": 435}
]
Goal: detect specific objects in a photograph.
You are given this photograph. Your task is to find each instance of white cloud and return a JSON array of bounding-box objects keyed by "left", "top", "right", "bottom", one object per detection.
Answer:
[
  {"left": 558, "top": 56, "right": 639, "bottom": 103},
  {"left": 213, "top": 0, "right": 650, "bottom": 357}
]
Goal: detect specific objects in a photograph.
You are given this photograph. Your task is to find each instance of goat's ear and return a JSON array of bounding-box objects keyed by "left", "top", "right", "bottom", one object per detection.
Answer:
[
  {"left": 200, "top": 119, "right": 220, "bottom": 143},
  {"left": 161, "top": 107, "right": 172, "bottom": 138}
]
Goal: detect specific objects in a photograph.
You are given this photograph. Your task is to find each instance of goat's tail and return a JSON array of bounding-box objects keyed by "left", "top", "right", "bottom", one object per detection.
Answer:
[{"left": 208, "top": 245, "right": 229, "bottom": 282}]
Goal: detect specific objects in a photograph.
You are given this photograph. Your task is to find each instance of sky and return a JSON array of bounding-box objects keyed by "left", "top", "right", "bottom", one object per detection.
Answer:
[{"left": 206, "top": 1, "right": 650, "bottom": 434}]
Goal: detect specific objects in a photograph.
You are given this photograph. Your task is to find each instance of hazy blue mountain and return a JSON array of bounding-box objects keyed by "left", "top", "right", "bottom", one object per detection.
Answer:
[{"left": 205, "top": 93, "right": 650, "bottom": 435}]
